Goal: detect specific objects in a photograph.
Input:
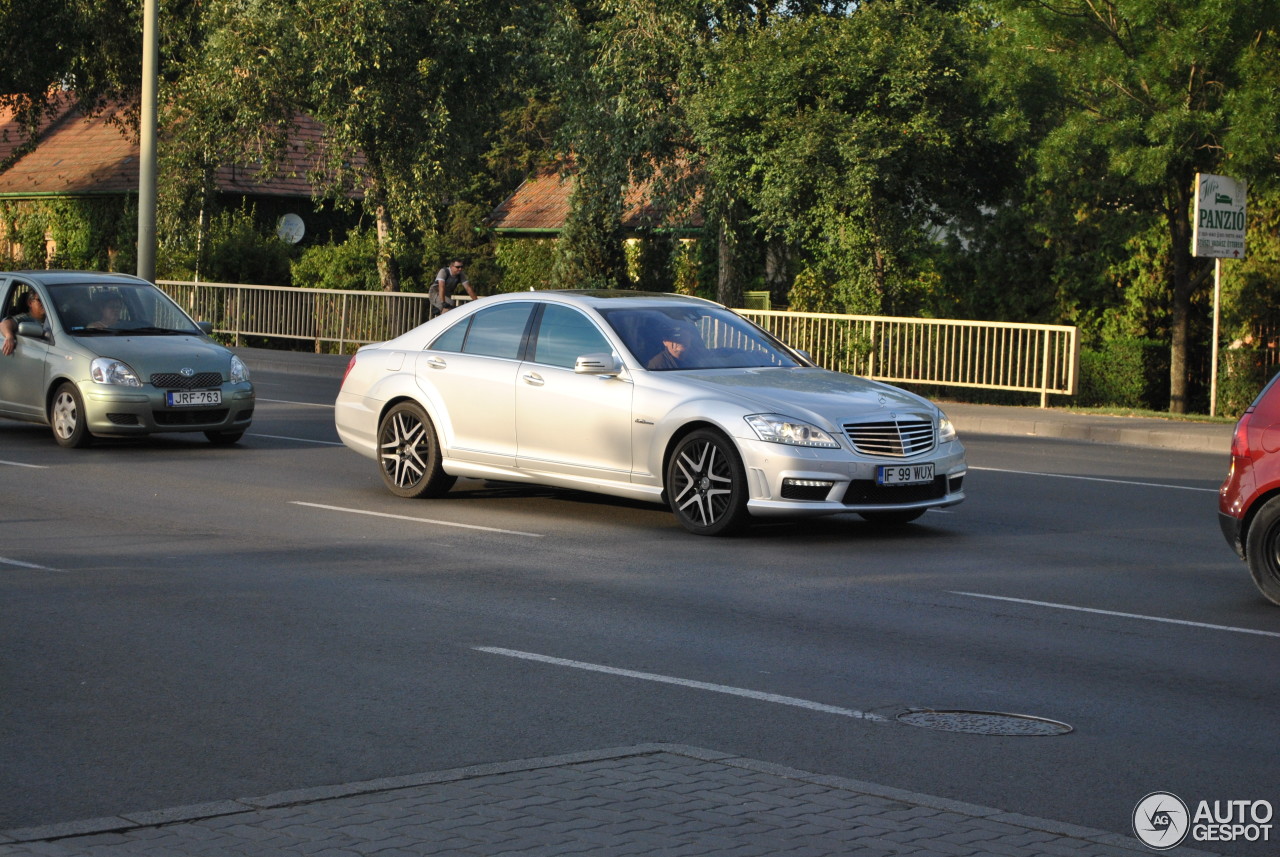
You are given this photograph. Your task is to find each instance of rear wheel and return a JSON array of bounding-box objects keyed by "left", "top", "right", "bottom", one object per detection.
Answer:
[
  {"left": 378, "top": 401, "right": 456, "bottom": 499},
  {"left": 50, "top": 383, "right": 92, "bottom": 448},
  {"left": 666, "top": 429, "right": 748, "bottom": 536},
  {"left": 1245, "top": 496, "right": 1280, "bottom": 606}
]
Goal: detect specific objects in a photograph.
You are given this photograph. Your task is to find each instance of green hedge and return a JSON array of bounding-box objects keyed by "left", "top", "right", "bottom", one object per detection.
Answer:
[
  {"left": 1077, "top": 339, "right": 1169, "bottom": 410},
  {"left": 1217, "top": 348, "right": 1275, "bottom": 418}
]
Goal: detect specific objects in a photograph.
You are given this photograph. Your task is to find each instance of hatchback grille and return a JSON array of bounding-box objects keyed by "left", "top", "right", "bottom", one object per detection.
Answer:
[
  {"left": 151, "top": 372, "right": 222, "bottom": 390},
  {"left": 843, "top": 419, "right": 935, "bottom": 457}
]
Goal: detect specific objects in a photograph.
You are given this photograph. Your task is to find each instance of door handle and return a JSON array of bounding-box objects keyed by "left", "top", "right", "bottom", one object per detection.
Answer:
[
  {"left": 522, "top": 372, "right": 545, "bottom": 386},
  {"left": 425, "top": 357, "right": 447, "bottom": 370}
]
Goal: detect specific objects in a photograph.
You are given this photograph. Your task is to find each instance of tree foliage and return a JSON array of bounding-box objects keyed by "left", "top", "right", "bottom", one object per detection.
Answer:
[
  {"left": 690, "top": 1, "right": 1000, "bottom": 314},
  {"left": 987, "top": 0, "right": 1280, "bottom": 410},
  {"left": 6, "top": 0, "right": 1280, "bottom": 412}
]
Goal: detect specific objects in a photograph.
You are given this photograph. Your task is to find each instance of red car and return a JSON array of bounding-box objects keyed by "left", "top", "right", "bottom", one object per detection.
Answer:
[{"left": 1220, "top": 372, "right": 1280, "bottom": 605}]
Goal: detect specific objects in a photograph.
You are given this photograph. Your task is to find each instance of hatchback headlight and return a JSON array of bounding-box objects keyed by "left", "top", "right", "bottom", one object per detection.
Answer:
[
  {"left": 230, "top": 355, "right": 250, "bottom": 384},
  {"left": 90, "top": 357, "right": 142, "bottom": 387},
  {"left": 745, "top": 414, "right": 840, "bottom": 448}
]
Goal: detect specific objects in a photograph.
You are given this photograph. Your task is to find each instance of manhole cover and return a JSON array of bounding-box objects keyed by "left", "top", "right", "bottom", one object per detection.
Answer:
[{"left": 897, "top": 709, "right": 1073, "bottom": 736}]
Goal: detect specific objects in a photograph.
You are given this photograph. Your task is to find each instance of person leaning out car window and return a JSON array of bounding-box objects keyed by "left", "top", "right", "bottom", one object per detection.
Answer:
[{"left": 1, "top": 292, "right": 49, "bottom": 356}]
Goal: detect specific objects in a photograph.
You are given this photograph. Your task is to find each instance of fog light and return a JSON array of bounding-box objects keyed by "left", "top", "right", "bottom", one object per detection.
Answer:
[{"left": 781, "top": 478, "right": 835, "bottom": 501}]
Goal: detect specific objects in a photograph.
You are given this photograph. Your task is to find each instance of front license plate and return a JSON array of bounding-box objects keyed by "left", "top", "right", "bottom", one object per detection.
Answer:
[
  {"left": 166, "top": 390, "right": 222, "bottom": 407},
  {"left": 876, "top": 462, "right": 934, "bottom": 486}
]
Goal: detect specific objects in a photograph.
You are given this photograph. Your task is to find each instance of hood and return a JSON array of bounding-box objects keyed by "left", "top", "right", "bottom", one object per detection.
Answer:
[
  {"left": 76, "top": 334, "right": 236, "bottom": 377},
  {"left": 677, "top": 367, "right": 938, "bottom": 425}
]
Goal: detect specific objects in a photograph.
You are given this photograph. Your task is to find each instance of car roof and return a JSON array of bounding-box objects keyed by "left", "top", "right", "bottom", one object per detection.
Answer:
[
  {"left": 1, "top": 270, "right": 152, "bottom": 287},
  {"left": 488, "top": 290, "right": 720, "bottom": 310}
]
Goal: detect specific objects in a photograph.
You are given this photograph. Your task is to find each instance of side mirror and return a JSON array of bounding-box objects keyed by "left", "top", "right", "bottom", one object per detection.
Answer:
[
  {"left": 197, "top": 321, "right": 214, "bottom": 335},
  {"left": 574, "top": 352, "right": 623, "bottom": 377},
  {"left": 17, "top": 320, "right": 45, "bottom": 338}
]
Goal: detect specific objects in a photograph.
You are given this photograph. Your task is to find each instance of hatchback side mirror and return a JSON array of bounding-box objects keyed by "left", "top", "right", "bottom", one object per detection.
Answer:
[
  {"left": 17, "top": 320, "right": 45, "bottom": 338},
  {"left": 575, "top": 352, "right": 623, "bottom": 377},
  {"left": 197, "top": 321, "right": 214, "bottom": 335}
]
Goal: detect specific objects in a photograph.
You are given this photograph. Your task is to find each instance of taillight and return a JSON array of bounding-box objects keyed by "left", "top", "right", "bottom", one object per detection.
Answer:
[
  {"left": 1231, "top": 410, "right": 1254, "bottom": 459},
  {"left": 341, "top": 354, "right": 358, "bottom": 386}
]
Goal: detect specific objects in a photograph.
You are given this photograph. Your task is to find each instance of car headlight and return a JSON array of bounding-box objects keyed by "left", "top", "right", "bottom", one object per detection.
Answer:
[
  {"left": 939, "top": 414, "right": 957, "bottom": 443},
  {"left": 90, "top": 357, "right": 142, "bottom": 387},
  {"left": 230, "top": 355, "right": 250, "bottom": 384},
  {"left": 745, "top": 414, "right": 841, "bottom": 448}
]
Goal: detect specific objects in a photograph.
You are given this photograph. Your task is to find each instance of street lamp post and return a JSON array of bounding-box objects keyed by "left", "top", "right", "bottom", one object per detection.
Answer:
[{"left": 137, "top": 0, "right": 158, "bottom": 283}]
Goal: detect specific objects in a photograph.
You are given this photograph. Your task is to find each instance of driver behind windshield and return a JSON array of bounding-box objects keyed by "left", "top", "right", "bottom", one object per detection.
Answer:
[
  {"left": 647, "top": 324, "right": 698, "bottom": 370},
  {"left": 87, "top": 294, "right": 125, "bottom": 329}
]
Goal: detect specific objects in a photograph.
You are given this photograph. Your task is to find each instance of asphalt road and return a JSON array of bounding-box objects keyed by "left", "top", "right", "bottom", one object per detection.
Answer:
[{"left": 2, "top": 369, "right": 1276, "bottom": 856}]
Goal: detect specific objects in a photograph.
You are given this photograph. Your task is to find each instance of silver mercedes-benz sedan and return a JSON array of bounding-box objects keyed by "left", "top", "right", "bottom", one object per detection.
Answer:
[{"left": 335, "top": 290, "right": 965, "bottom": 535}]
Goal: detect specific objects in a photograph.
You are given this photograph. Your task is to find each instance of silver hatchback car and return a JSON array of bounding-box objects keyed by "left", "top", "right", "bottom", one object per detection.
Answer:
[
  {"left": 335, "top": 291, "right": 965, "bottom": 535},
  {"left": 0, "top": 270, "right": 254, "bottom": 447}
]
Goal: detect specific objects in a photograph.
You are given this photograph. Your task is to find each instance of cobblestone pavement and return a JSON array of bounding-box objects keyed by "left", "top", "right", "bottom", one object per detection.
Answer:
[{"left": 0, "top": 745, "right": 1224, "bottom": 857}]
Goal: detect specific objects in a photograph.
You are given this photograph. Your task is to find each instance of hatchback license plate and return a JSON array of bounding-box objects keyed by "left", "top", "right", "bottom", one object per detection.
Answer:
[
  {"left": 166, "top": 390, "right": 222, "bottom": 407},
  {"left": 877, "top": 462, "right": 934, "bottom": 486}
]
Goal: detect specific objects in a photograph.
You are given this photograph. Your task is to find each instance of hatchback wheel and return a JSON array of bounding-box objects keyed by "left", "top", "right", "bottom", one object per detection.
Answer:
[
  {"left": 1246, "top": 496, "right": 1280, "bottom": 606},
  {"left": 378, "top": 401, "right": 456, "bottom": 499},
  {"left": 50, "top": 382, "right": 92, "bottom": 448},
  {"left": 666, "top": 429, "right": 748, "bottom": 536}
]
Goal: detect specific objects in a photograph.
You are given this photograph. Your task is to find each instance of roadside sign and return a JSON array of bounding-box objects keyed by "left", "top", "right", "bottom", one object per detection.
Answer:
[{"left": 1193, "top": 174, "right": 1246, "bottom": 259}]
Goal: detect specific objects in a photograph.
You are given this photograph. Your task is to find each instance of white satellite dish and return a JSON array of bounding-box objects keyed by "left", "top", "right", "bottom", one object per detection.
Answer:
[{"left": 277, "top": 213, "right": 306, "bottom": 244}]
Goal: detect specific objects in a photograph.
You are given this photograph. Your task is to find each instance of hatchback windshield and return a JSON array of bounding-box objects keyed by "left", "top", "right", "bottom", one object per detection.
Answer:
[
  {"left": 599, "top": 305, "right": 802, "bottom": 371},
  {"left": 47, "top": 283, "right": 203, "bottom": 336}
]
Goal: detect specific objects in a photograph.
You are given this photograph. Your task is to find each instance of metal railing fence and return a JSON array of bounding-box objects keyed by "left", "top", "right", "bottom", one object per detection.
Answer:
[
  {"left": 738, "top": 309, "right": 1078, "bottom": 406},
  {"left": 158, "top": 281, "right": 1078, "bottom": 404}
]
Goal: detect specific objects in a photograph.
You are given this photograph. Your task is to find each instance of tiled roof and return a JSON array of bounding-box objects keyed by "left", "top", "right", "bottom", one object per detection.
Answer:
[
  {"left": 0, "top": 98, "right": 137, "bottom": 194},
  {"left": 488, "top": 166, "right": 703, "bottom": 234},
  {"left": 0, "top": 95, "right": 357, "bottom": 199}
]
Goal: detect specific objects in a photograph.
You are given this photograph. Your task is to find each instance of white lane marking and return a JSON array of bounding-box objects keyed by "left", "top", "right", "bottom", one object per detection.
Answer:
[
  {"left": 476, "top": 646, "right": 887, "bottom": 722},
  {"left": 250, "top": 433, "right": 345, "bottom": 446},
  {"left": 0, "top": 460, "right": 48, "bottom": 469},
  {"left": 292, "top": 502, "right": 543, "bottom": 538},
  {"left": 257, "top": 398, "right": 335, "bottom": 409},
  {"left": 952, "top": 591, "right": 1280, "bottom": 639},
  {"left": 0, "top": 556, "right": 63, "bottom": 572},
  {"left": 969, "top": 466, "right": 1218, "bottom": 493}
]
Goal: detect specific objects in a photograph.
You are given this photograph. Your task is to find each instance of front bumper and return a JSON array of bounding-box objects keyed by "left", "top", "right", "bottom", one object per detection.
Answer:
[
  {"left": 736, "top": 437, "right": 967, "bottom": 518},
  {"left": 84, "top": 382, "right": 255, "bottom": 436}
]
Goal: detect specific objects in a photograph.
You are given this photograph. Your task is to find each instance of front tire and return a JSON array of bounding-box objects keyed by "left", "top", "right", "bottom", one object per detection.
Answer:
[
  {"left": 378, "top": 401, "right": 456, "bottom": 499},
  {"left": 50, "top": 383, "right": 92, "bottom": 448},
  {"left": 666, "top": 429, "right": 749, "bottom": 536},
  {"left": 1245, "top": 496, "right": 1280, "bottom": 606}
]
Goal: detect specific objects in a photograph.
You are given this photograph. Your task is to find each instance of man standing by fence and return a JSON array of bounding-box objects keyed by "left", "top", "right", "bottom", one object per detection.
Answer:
[{"left": 432, "top": 259, "right": 477, "bottom": 313}]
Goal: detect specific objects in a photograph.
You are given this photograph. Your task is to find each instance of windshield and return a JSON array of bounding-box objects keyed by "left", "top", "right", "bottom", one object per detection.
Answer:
[
  {"left": 600, "top": 305, "right": 803, "bottom": 371},
  {"left": 48, "top": 283, "right": 204, "bottom": 336}
]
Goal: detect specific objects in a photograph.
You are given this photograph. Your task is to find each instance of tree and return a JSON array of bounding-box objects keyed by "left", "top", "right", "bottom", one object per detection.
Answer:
[
  {"left": 989, "top": 0, "right": 1280, "bottom": 412},
  {"left": 688, "top": 0, "right": 1000, "bottom": 314},
  {"left": 177, "top": 0, "right": 525, "bottom": 291}
]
